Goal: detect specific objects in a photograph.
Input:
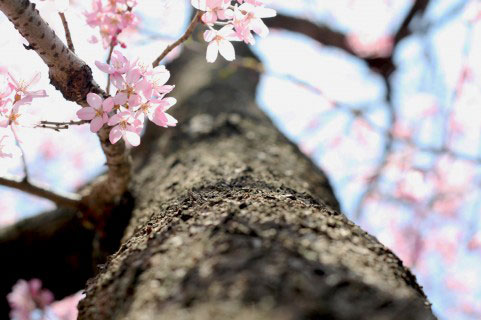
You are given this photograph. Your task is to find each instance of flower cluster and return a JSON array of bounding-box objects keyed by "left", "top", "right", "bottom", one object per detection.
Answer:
[
  {"left": 84, "top": 0, "right": 139, "bottom": 48},
  {"left": 0, "top": 70, "right": 47, "bottom": 158},
  {"left": 191, "top": 0, "right": 276, "bottom": 62},
  {"left": 8, "top": 279, "right": 83, "bottom": 320},
  {"left": 77, "top": 51, "right": 177, "bottom": 147}
]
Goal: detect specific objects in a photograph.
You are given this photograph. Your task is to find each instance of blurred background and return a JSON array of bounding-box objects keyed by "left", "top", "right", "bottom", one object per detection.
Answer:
[{"left": 1, "top": 0, "right": 481, "bottom": 319}]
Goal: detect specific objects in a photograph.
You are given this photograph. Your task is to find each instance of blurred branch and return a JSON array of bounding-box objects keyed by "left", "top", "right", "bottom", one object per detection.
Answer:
[
  {"left": 0, "top": 175, "right": 81, "bottom": 209},
  {"left": 265, "top": 14, "right": 356, "bottom": 54},
  {"left": 267, "top": 0, "right": 430, "bottom": 77}
]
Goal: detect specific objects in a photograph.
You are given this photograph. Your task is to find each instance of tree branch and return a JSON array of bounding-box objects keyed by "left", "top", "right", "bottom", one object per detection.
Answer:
[
  {"left": 0, "top": 0, "right": 132, "bottom": 220},
  {"left": 0, "top": 174, "right": 81, "bottom": 209},
  {"left": 59, "top": 12, "right": 75, "bottom": 52},
  {"left": 152, "top": 11, "right": 202, "bottom": 67}
]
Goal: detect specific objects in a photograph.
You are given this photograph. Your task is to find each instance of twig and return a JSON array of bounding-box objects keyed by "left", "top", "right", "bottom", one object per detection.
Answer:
[
  {"left": 59, "top": 12, "right": 75, "bottom": 52},
  {"left": 0, "top": 174, "right": 81, "bottom": 209},
  {"left": 106, "top": 43, "right": 115, "bottom": 95},
  {"left": 36, "top": 120, "right": 87, "bottom": 131},
  {"left": 152, "top": 11, "right": 202, "bottom": 67}
]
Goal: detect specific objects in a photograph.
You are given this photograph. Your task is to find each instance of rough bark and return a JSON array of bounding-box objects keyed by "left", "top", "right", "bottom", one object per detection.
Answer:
[{"left": 76, "top": 46, "right": 436, "bottom": 320}]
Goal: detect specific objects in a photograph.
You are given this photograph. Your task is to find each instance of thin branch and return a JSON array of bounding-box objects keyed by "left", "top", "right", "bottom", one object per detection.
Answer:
[
  {"left": 106, "top": 43, "right": 115, "bottom": 95},
  {"left": 35, "top": 120, "right": 87, "bottom": 131},
  {"left": 0, "top": 174, "right": 81, "bottom": 209},
  {"left": 152, "top": 11, "right": 202, "bottom": 67},
  {"left": 59, "top": 12, "right": 75, "bottom": 52}
]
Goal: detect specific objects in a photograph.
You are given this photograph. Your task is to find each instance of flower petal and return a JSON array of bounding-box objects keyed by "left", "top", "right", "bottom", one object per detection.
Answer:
[
  {"left": 109, "top": 126, "right": 123, "bottom": 144},
  {"left": 206, "top": 41, "right": 219, "bottom": 63},
  {"left": 90, "top": 116, "right": 104, "bottom": 133},
  {"left": 76, "top": 107, "right": 96, "bottom": 120},
  {"left": 86, "top": 93, "right": 102, "bottom": 109}
]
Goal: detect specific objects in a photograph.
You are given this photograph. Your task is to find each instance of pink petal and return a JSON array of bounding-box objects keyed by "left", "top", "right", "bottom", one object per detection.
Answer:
[
  {"left": 27, "top": 72, "right": 41, "bottom": 87},
  {"left": 160, "top": 97, "right": 177, "bottom": 111},
  {"left": 109, "top": 126, "right": 123, "bottom": 144},
  {"left": 218, "top": 39, "right": 235, "bottom": 61},
  {"left": 206, "top": 41, "right": 219, "bottom": 63},
  {"left": 108, "top": 113, "right": 122, "bottom": 126},
  {"left": 103, "top": 97, "right": 114, "bottom": 112},
  {"left": 123, "top": 130, "right": 140, "bottom": 146},
  {"left": 151, "top": 109, "right": 168, "bottom": 127},
  {"left": 165, "top": 113, "right": 178, "bottom": 127},
  {"left": 77, "top": 107, "right": 96, "bottom": 120},
  {"left": 90, "top": 116, "right": 104, "bottom": 133},
  {"left": 204, "top": 30, "right": 217, "bottom": 42},
  {"left": 113, "top": 92, "right": 128, "bottom": 105},
  {"left": 95, "top": 61, "right": 114, "bottom": 74},
  {"left": 111, "top": 74, "right": 125, "bottom": 90},
  {"left": 86, "top": 92, "right": 102, "bottom": 109},
  {"left": 251, "top": 18, "right": 269, "bottom": 38}
]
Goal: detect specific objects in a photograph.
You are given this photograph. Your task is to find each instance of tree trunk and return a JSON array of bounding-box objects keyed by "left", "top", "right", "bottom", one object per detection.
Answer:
[{"left": 77, "top": 46, "right": 432, "bottom": 319}]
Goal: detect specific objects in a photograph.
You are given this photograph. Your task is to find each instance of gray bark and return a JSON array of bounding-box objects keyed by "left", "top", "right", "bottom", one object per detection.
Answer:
[{"left": 77, "top": 47, "right": 436, "bottom": 320}]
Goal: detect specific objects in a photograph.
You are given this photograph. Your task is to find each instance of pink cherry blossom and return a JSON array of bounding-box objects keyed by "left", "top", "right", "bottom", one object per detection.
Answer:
[
  {"left": 8, "top": 72, "right": 47, "bottom": 101},
  {"left": 7, "top": 279, "right": 54, "bottom": 320},
  {"left": 137, "top": 65, "right": 174, "bottom": 98},
  {"left": 92, "top": 52, "right": 178, "bottom": 147},
  {"left": 233, "top": 2, "right": 276, "bottom": 44},
  {"left": 135, "top": 97, "right": 177, "bottom": 128},
  {"left": 0, "top": 96, "right": 34, "bottom": 130},
  {"left": 95, "top": 50, "right": 131, "bottom": 89},
  {"left": 192, "top": 0, "right": 276, "bottom": 61},
  {"left": 192, "top": 0, "right": 232, "bottom": 24},
  {"left": 49, "top": 292, "right": 84, "bottom": 320},
  {"left": 76, "top": 93, "right": 114, "bottom": 133},
  {"left": 84, "top": 0, "right": 139, "bottom": 48},
  {"left": 108, "top": 111, "right": 141, "bottom": 146},
  {"left": 204, "top": 25, "right": 240, "bottom": 63}
]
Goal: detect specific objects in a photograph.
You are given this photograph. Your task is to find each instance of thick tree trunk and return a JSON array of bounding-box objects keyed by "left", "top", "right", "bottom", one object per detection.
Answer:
[{"left": 76, "top": 46, "right": 436, "bottom": 320}]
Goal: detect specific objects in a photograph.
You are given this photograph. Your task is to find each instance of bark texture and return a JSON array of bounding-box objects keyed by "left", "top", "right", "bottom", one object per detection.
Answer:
[{"left": 77, "top": 47, "right": 436, "bottom": 320}]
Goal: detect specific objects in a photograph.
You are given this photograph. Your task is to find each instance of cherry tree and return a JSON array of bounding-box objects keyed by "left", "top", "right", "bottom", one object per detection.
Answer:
[{"left": 1, "top": 0, "right": 478, "bottom": 319}]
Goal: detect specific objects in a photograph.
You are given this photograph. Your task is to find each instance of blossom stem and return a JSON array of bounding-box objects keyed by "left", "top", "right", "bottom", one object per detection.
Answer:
[
  {"left": 106, "top": 43, "right": 116, "bottom": 95},
  {"left": 152, "top": 11, "right": 202, "bottom": 67},
  {"left": 59, "top": 12, "right": 75, "bottom": 52},
  {"left": 0, "top": 174, "right": 81, "bottom": 209},
  {"left": 36, "top": 120, "right": 88, "bottom": 131}
]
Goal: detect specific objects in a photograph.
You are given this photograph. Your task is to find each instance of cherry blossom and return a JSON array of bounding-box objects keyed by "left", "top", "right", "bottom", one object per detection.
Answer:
[
  {"left": 7, "top": 279, "right": 83, "bottom": 320},
  {"left": 95, "top": 50, "right": 131, "bottom": 89},
  {"left": 84, "top": 0, "right": 139, "bottom": 48},
  {"left": 84, "top": 51, "right": 178, "bottom": 147},
  {"left": 8, "top": 72, "right": 47, "bottom": 101},
  {"left": 204, "top": 25, "right": 240, "bottom": 62},
  {"left": 135, "top": 97, "right": 177, "bottom": 128},
  {"left": 193, "top": 0, "right": 276, "bottom": 61},
  {"left": 76, "top": 93, "right": 114, "bottom": 133},
  {"left": 108, "top": 111, "right": 141, "bottom": 146},
  {"left": 192, "top": 0, "right": 232, "bottom": 24},
  {"left": 232, "top": 2, "right": 277, "bottom": 44},
  {"left": 7, "top": 279, "right": 54, "bottom": 320},
  {"left": 0, "top": 96, "right": 35, "bottom": 131}
]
